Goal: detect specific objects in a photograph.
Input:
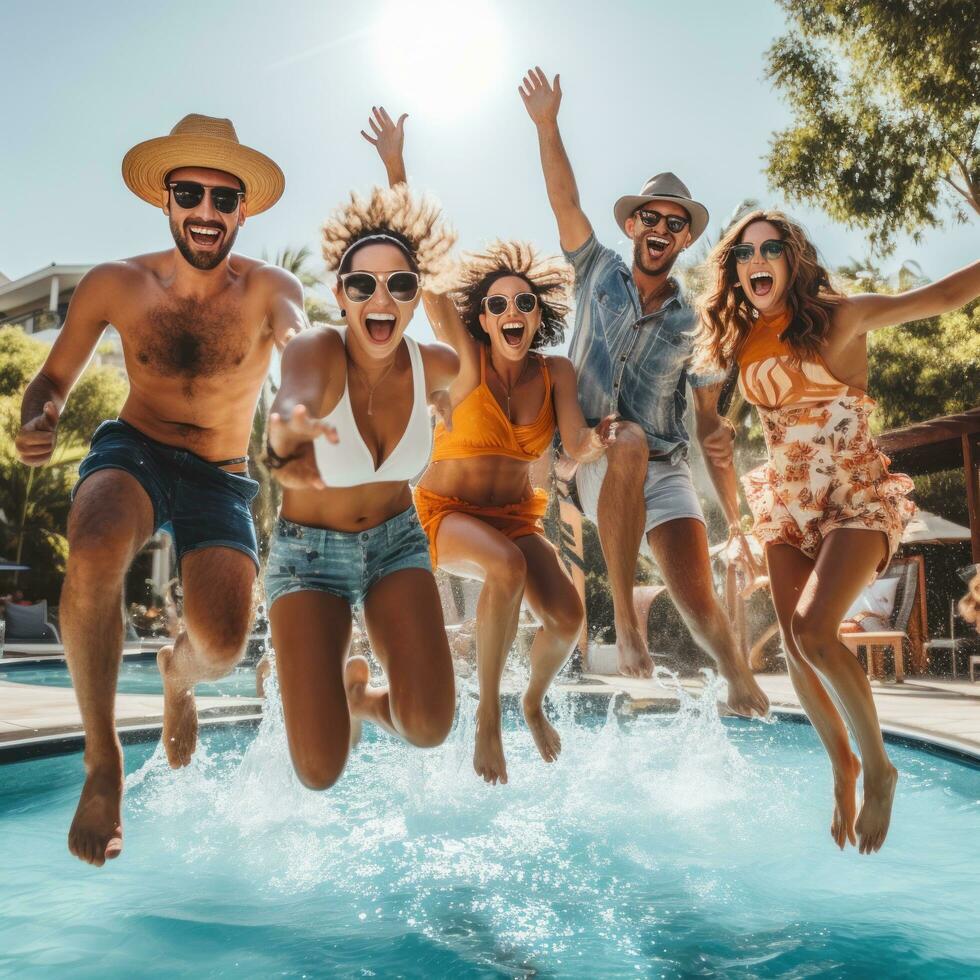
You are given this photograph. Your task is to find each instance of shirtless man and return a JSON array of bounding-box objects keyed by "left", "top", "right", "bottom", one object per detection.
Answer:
[
  {"left": 15, "top": 115, "right": 304, "bottom": 867},
  {"left": 520, "top": 68, "right": 768, "bottom": 717}
]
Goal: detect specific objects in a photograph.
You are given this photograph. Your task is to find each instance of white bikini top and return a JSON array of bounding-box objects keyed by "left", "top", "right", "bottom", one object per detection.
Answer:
[{"left": 314, "top": 327, "right": 433, "bottom": 488}]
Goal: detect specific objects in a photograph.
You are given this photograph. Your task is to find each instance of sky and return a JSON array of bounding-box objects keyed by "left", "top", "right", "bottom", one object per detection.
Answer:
[{"left": 2, "top": 0, "right": 975, "bottom": 344}]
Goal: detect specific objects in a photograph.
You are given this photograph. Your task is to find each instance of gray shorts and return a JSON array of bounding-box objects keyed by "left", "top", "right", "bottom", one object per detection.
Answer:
[{"left": 575, "top": 455, "right": 704, "bottom": 552}]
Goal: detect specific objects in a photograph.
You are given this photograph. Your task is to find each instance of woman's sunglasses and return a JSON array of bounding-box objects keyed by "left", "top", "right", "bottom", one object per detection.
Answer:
[
  {"left": 637, "top": 209, "right": 690, "bottom": 234},
  {"left": 167, "top": 181, "right": 244, "bottom": 214},
  {"left": 483, "top": 292, "right": 538, "bottom": 317},
  {"left": 732, "top": 239, "right": 787, "bottom": 263},
  {"left": 339, "top": 270, "right": 420, "bottom": 303}
]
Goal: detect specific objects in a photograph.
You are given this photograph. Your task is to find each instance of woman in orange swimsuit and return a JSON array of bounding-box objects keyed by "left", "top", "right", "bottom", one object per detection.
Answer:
[
  {"left": 363, "top": 108, "right": 616, "bottom": 785},
  {"left": 698, "top": 209, "right": 980, "bottom": 854}
]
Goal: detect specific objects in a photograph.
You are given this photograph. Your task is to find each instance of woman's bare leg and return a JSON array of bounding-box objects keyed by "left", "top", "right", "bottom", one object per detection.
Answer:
[
  {"left": 515, "top": 534, "right": 584, "bottom": 763},
  {"left": 437, "top": 514, "right": 528, "bottom": 785},
  {"left": 766, "top": 543, "right": 861, "bottom": 849},
  {"left": 791, "top": 529, "right": 898, "bottom": 854},
  {"left": 270, "top": 591, "right": 353, "bottom": 790},
  {"left": 359, "top": 568, "right": 455, "bottom": 746}
]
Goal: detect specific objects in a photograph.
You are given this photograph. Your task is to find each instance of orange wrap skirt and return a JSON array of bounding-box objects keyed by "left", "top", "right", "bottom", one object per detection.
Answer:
[{"left": 413, "top": 486, "right": 549, "bottom": 566}]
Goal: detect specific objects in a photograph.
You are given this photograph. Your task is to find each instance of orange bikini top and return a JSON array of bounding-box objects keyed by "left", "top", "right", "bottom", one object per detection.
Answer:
[
  {"left": 737, "top": 311, "right": 865, "bottom": 409},
  {"left": 431, "top": 346, "right": 556, "bottom": 463}
]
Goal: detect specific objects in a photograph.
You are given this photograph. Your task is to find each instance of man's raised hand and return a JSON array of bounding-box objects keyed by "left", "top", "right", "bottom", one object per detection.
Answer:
[
  {"left": 519, "top": 67, "right": 562, "bottom": 125},
  {"left": 15, "top": 401, "right": 60, "bottom": 467},
  {"left": 361, "top": 105, "right": 408, "bottom": 173}
]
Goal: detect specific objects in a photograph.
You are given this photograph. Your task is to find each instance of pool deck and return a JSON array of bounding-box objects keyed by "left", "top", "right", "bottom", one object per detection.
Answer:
[{"left": 1, "top": 670, "right": 978, "bottom": 755}]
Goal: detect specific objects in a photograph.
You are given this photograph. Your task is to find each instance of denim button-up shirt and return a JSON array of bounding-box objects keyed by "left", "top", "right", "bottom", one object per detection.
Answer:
[{"left": 564, "top": 233, "right": 722, "bottom": 462}]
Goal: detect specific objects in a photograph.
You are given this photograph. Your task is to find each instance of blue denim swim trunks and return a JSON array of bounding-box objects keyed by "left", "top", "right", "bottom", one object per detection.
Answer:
[
  {"left": 73, "top": 418, "right": 260, "bottom": 569},
  {"left": 264, "top": 507, "right": 432, "bottom": 609}
]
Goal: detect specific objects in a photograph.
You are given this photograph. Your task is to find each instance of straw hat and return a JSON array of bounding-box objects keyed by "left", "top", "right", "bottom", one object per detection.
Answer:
[
  {"left": 122, "top": 114, "right": 285, "bottom": 215},
  {"left": 613, "top": 172, "right": 709, "bottom": 243}
]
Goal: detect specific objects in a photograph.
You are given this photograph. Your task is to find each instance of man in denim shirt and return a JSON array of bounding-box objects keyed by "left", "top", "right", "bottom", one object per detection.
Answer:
[{"left": 521, "top": 68, "right": 768, "bottom": 717}]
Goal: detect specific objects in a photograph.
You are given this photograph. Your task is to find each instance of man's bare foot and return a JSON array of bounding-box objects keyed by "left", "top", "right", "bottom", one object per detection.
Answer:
[
  {"left": 474, "top": 707, "right": 508, "bottom": 785},
  {"left": 831, "top": 752, "right": 861, "bottom": 849},
  {"left": 723, "top": 669, "right": 770, "bottom": 718},
  {"left": 522, "top": 692, "right": 561, "bottom": 763},
  {"left": 856, "top": 763, "right": 899, "bottom": 854},
  {"left": 616, "top": 623, "right": 653, "bottom": 678},
  {"left": 344, "top": 655, "right": 372, "bottom": 748},
  {"left": 157, "top": 645, "right": 198, "bottom": 768},
  {"left": 68, "top": 755, "right": 124, "bottom": 867}
]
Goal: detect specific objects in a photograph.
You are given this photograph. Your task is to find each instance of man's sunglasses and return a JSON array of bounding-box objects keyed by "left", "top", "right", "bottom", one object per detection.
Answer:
[
  {"left": 732, "top": 239, "right": 787, "bottom": 263},
  {"left": 637, "top": 209, "right": 690, "bottom": 234},
  {"left": 483, "top": 292, "right": 538, "bottom": 316},
  {"left": 340, "top": 270, "right": 420, "bottom": 303},
  {"left": 167, "top": 181, "right": 245, "bottom": 214}
]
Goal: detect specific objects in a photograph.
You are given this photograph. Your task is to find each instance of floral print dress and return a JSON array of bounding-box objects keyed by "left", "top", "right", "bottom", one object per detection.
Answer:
[{"left": 738, "top": 311, "right": 915, "bottom": 574}]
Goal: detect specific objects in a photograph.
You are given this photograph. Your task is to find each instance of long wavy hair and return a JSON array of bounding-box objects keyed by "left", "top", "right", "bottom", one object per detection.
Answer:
[
  {"left": 695, "top": 209, "right": 841, "bottom": 371},
  {"left": 321, "top": 184, "right": 456, "bottom": 290},
  {"left": 452, "top": 240, "right": 571, "bottom": 349}
]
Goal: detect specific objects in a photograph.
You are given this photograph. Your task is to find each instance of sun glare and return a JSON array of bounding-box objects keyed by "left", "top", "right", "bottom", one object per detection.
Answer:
[{"left": 374, "top": 0, "right": 504, "bottom": 118}]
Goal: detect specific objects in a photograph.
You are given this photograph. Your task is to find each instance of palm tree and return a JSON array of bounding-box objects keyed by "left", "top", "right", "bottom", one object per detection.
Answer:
[{"left": 264, "top": 245, "right": 343, "bottom": 325}]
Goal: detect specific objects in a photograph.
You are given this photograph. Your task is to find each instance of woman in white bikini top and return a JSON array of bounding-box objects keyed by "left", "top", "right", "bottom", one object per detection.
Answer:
[{"left": 263, "top": 185, "right": 459, "bottom": 792}]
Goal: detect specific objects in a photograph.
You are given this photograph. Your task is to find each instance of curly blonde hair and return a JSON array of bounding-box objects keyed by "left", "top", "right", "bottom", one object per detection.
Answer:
[
  {"left": 452, "top": 240, "right": 572, "bottom": 349},
  {"left": 321, "top": 184, "right": 456, "bottom": 289},
  {"left": 695, "top": 209, "right": 841, "bottom": 372}
]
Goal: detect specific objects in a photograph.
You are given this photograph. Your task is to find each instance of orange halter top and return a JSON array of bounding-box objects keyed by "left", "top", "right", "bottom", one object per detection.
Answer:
[
  {"left": 737, "top": 310, "right": 865, "bottom": 409},
  {"left": 431, "top": 346, "right": 556, "bottom": 463}
]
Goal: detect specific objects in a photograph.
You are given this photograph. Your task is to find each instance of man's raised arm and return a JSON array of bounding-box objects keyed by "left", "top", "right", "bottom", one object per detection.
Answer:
[
  {"left": 519, "top": 66, "right": 592, "bottom": 254},
  {"left": 16, "top": 266, "right": 113, "bottom": 466}
]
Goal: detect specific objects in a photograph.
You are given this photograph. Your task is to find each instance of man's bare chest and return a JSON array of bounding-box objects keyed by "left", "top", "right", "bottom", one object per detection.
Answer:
[{"left": 125, "top": 294, "right": 266, "bottom": 381}]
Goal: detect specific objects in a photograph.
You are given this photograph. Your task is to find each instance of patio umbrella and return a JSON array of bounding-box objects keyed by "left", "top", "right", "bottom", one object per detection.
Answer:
[
  {"left": 901, "top": 510, "right": 971, "bottom": 545},
  {"left": 0, "top": 555, "right": 30, "bottom": 572}
]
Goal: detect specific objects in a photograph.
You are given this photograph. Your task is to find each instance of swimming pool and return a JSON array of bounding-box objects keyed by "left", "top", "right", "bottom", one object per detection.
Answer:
[
  {"left": 0, "top": 657, "right": 258, "bottom": 698},
  {"left": 1, "top": 680, "right": 977, "bottom": 978}
]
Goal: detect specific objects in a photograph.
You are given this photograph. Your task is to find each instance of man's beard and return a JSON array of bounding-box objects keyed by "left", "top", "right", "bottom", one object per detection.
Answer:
[
  {"left": 633, "top": 237, "right": 677, "bottom": 277},
  {"left": 170, "top": 217, "right": 238, "bottom": 270}
]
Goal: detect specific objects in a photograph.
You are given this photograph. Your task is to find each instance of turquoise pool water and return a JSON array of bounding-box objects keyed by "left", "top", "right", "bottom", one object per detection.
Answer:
[
  {"left": 0, "top": 659, "right": 257, "bottom": 698},
  {"left": 0, "top": 678, "right": 977, "bottom": 978}
]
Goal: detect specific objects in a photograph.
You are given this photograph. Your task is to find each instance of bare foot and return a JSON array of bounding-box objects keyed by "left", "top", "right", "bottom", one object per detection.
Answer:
[
  {"left": 255, "top": 655, "right": 271, "bottom": 698},
  {"left": 157, "top": 645, "right": 198, "bottom": 768},
  {"left": 723, "top": 669, "right": 770, "bottom": 718},
  {"left": 344, "top": 655, "right": 371, "bottom": 748},
  {"left": 68, "top": 756, "right": 124, "bottom": 867},
  {"left": 616, "top": 623, "right": 653, "bottom": 679},
  {"left": 831, "top": 752, "right": 861, "bottom": 850},
  {"left": 473, "top": 707, "right": 508, "bottom": 785},
  {"left": 856, "top": 763, "right": 899, "bottom": 854},
  {"left": 522, "top": 693, "right": 561, "bottom": 763}
]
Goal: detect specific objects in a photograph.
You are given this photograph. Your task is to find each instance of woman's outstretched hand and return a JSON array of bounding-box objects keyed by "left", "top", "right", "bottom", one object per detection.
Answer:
[
  {"left": 361, "top": 105, "right": 408, "bottom": 177},
  {"left": 266, "top": 405, "right": 338, "bottom": 490},
  {"left": 519, "top": 67, "right": 562, "bottom": 125}
]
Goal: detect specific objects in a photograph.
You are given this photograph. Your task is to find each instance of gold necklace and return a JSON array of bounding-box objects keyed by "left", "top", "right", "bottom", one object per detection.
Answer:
[
  {"left": 348, "top": 350, "right": 397, "bottom": 416},
  {"left": 489, "top": 353, "right": 533, "bottom": 421}
]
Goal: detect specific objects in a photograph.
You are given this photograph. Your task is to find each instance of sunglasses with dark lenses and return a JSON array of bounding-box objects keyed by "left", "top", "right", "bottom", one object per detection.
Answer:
[
  {"left": 732, "top": 239, "right": 787, "bottom": 263},
  {"left": 483, "top": 292, "right": 538, "bottom": 317},
  {"left": 167, "top": 181, "right": 245, "bottom": 214},
  {"left": 339, "top": 270, "right": 421, "bottom": 304},
  {"left": 637, "top": 209, "right": 690, "bottom": 234}
]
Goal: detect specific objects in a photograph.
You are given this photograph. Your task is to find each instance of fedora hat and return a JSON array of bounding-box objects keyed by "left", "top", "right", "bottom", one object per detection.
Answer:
[
  {"left": 122, "top": 114, "right": 285, "bottom": 215},
  {"left": 613, "top": 173, "right": 709, "bottom": 243}
]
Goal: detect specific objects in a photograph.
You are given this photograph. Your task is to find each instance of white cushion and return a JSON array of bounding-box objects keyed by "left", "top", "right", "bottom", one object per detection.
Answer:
[{"left": 844, "top": 577, "right": 900, "bottom": 632}]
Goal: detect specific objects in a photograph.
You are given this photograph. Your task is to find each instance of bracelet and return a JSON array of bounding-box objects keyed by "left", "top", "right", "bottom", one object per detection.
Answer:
[{"left": 263, "top": 439, "right": 300, "bottom": 470}]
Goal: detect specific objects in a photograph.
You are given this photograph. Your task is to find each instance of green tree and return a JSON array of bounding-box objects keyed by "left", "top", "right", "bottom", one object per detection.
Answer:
[
  {"left": 765, "top": 0, "right": 979, "bottom": 254},
  {"left": 265, "top": 245, "right": 342, "bottom": 326},
  {"left": 0, "top": 328, "right": 128, "bottom": 601}
]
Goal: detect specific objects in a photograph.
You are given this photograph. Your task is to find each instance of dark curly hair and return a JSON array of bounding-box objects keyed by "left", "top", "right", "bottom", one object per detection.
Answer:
[{"left": 452, "top": 241, "right": 571, "bottom": 349}]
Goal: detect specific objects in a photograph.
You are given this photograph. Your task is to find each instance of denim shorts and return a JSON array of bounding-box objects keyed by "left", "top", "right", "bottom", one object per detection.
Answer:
[
  {"left": 264, "top": 507, "right": 432, "bottom": 609},
  {"left": 74, "top": 419, "right": 260, "bottom": 569}
]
